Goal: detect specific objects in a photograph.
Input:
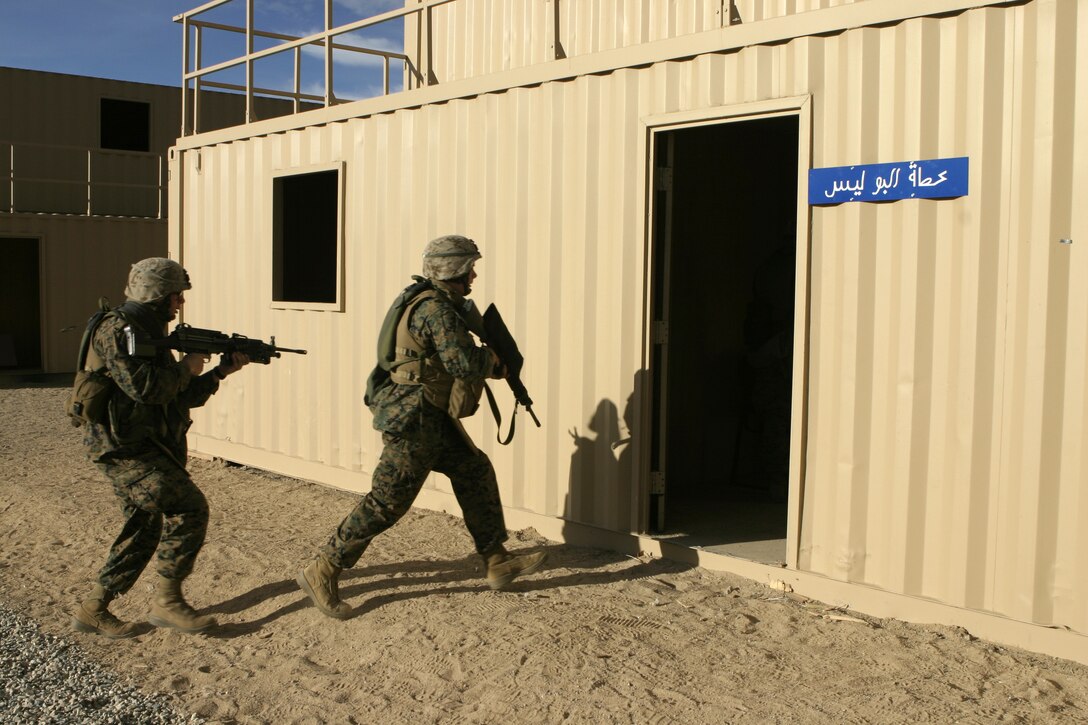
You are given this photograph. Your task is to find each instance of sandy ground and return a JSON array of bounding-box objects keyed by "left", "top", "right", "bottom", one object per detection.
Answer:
[{"left": 1, "top": 382, "right": 1086, "bottom": 725}]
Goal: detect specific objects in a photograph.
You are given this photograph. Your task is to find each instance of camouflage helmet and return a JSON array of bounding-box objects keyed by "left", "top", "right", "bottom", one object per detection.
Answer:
[
  {"left": 422, "top": 235, "right": 481, "bottom": 281},
  {"left": 124, "top": 257, "right": 191, "bottom": 303}
]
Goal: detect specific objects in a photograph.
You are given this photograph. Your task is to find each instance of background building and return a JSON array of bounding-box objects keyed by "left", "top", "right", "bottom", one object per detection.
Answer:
[
  {"left": 0, "top": 66, "right": 307, "bottom": 373},
  {"left": 169, "top": 0, "right": 1086, "bottom": 664},
  {"left": 0, "top": 68, "right": 177, "bottom": 373}
]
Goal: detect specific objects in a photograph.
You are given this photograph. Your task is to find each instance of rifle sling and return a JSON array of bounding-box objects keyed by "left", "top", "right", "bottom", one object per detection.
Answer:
[{"left": 483, "top": 382, "right": 518, "bottom": 446}]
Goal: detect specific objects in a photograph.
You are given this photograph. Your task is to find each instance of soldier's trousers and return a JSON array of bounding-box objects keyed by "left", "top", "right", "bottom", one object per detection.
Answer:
[
  {"left": 94, "top": 450, "right": 209, "bottom": 595},
  {"left": 322, "top": 415, "right": 508, "bottom": 569}
]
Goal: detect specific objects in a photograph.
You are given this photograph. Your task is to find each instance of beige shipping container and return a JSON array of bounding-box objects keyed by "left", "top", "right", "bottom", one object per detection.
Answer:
[{"left": 170, "top": 0, "right": 1087, "bottom": 664}]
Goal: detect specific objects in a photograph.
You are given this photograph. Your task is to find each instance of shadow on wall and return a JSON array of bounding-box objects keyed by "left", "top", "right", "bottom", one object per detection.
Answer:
[{"left": 560, "top": 370, "right": 647, "bottom": 543}]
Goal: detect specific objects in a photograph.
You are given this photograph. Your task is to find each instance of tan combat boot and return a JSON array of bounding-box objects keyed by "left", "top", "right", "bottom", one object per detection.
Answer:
[
  {"left": 148, "top": 575, "right": 217, "bottom": 633},
  {"left": 296, "top": 555, "right": 352, "bottom": 620},
  {"left": 71, "top": 584, "right": 139, "bottom": 639},
  {"left": 484, "top": 547, "right": 548, "bottom": 590}
]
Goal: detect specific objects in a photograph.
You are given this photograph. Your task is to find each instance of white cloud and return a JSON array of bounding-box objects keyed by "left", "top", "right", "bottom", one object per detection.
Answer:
[
  {"left": 300, "top": 76, "right": 404, "bottom": 103},
  {"left": 336, "top": 0, "right": 405, "bottom": 17},
  {"left": 301, "top": 34, "right": 405, "bottom": 68}
]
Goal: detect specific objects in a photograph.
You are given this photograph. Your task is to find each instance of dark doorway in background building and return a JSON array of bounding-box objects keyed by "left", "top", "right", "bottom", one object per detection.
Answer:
[
  {"left": 649, "top": 115, "right": 799, "bottom": 564},
  {"left": 0, "top": 238, "right": 43, "bottom": 370}
]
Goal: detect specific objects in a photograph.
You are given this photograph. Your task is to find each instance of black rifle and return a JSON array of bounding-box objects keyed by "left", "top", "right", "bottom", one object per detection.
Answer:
[
  {"left": 481, "top": 304, "right": 541, "bottom": 443},
  {"left": 126, "top": 323, "right": 307, "bottom": 364}
]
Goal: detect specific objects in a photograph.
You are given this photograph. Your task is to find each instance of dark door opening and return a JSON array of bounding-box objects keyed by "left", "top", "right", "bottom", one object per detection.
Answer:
[
  {"left": 0, "top": 238, "right": 43, "bottom": 370},
  {"left": 649, "top": 116, "right": 799, "bottom": 564}
]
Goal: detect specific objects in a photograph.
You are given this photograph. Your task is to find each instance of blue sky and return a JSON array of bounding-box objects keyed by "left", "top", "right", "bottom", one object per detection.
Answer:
[{"left": 1, "top": 0, "right": 407, "bottom": 99}]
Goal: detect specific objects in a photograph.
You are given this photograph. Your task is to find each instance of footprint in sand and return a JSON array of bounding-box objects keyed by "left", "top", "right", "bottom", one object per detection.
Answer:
[{"left": 167, "top": 674, "right": 191, "bottom": 692}]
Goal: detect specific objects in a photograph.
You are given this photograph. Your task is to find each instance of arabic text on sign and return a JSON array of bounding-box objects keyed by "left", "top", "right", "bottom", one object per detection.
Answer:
[{"left": 809, "top": 157, "right": 968, "bottom": 205}]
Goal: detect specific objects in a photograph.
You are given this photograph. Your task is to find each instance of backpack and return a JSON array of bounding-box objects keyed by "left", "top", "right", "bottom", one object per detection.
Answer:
[
  {"left": 65, "top": 298, "right": 122, "bottom": 427},
  {"left": 363, "top": 276, "right": 433, "bottom": 408}
]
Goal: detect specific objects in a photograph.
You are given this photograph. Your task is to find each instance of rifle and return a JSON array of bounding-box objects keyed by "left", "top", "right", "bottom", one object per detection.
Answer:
[
  {"left": 125, "top": 323, "right": 307, "bottom": 364},
  {"left": 481, "top": 304, "right": 541, "bottom": 444}
]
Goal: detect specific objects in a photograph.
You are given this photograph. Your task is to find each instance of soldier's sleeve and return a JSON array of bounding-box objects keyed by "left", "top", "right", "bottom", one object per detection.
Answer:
[
  {"left": 97, "top": 318, "right": 193, "bottom": 405},
  {"left": 176, "top": 370, "right": 220, "bottom": 409},
  {"left": 417, "top": 300, "right": 495, "bottom": 381}
]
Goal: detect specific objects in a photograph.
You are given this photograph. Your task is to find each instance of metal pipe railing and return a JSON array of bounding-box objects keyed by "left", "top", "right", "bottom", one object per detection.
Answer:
[
  {"left": 245, "top": 0, "right": 254, "bottom": 123},
  {"left": 172, "top": 0, "right": 736, "bottom": 136},
  {"left": 1, "top": 141, "right": 164, "bottom": 219},
  {"left": 173, "top": 0, "right": 449, "bottom": 135}
]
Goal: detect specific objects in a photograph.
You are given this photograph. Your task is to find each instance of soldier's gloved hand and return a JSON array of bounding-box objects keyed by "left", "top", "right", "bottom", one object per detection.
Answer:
[
  {"left": 182, "top": 353, "right": 206, "bottom": 376},
  {"left": 486, "top": 348, "right": 507, "bottom": 379},
  {"left": 217, "top": 352, "right": 251, "bottom": 378}
]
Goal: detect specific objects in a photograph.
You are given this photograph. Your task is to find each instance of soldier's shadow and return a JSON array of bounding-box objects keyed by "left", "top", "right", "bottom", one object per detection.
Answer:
[{"left": 205, "top": 544, "right": 690, "bottom": 638}]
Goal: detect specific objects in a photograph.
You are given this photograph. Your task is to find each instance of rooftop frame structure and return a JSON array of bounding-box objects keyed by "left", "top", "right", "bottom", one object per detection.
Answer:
[{"left": 174, "top": 0, "right": 452, "bottom": 135}]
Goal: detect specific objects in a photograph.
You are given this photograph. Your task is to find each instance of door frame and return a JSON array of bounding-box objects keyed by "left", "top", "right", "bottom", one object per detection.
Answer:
[{"left": 636, "top": 95, "right": 813, "bottom": 568}]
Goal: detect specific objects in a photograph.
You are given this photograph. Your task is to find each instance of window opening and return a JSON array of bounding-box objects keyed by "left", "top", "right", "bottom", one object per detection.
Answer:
[
  {"left": 273, "top": 169, "right": 341, "bottom": 305},
  {"left": 100, "top": 99, "right": 150, "bottom": 152}
]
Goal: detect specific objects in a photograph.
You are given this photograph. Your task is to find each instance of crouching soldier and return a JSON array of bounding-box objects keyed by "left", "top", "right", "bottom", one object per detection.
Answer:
[
  {"left": 297, "top": 234, "right": 547, "bottom": 619},
  {"left": 71, "top": 257, "right": 250, "bottom": 638}
]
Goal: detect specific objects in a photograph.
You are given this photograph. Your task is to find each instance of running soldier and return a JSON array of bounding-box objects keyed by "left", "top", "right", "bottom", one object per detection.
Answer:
[{"left": 297, "top": 235, "right": 546, "bottom": 619}]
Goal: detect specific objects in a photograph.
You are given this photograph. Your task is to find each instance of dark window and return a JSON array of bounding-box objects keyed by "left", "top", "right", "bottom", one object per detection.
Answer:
[
  {"left": 273, "top": 170, "right": 340, "bottom": 304},
  {"left": 100, "top": 99, "right": 151, "bottom": 152}
]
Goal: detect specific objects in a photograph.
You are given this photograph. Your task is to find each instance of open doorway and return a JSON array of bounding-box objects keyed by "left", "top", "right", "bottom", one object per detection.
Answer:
[
  {"left": 0, "top": 238, "right": 43, "bottom": 371},
  {"left": 648, "top": 115, "right": 800, "bottom": 565}
]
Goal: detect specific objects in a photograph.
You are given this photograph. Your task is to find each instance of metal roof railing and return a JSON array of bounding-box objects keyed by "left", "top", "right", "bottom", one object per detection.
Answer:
[{"left": 174, "top": 0, "right": 458, "bottom": 136}]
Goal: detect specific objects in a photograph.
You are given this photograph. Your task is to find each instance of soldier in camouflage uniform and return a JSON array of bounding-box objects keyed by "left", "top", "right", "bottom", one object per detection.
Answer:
[
  {"left": 71, "top": 258, "right": 250, "bottom": 639},
  {"left": 297, "top": 235, "right": 547, "bottom": 619}
]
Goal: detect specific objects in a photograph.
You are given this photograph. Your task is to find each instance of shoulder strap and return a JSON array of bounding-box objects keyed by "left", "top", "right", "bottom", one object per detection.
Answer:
[
  {"left": 376, "top": 277, "right": 434, "bottom": 370},
  {"left": 76, "top": 298, "right": 129, "bottom": 372},
  {"left": 390, "top": 289, "right": 440, "bottom": 371}
]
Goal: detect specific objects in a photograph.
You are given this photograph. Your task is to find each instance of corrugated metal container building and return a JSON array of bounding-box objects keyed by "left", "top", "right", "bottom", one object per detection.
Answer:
[
  {"left": 0, "top": 69, "right": 176, "bottom": 372},
  {"left": 170, "top": 0, "right": 1087, "bottom": 664},
  {"left": 0, "top": 67, "right": 306, "bottom": 372}
]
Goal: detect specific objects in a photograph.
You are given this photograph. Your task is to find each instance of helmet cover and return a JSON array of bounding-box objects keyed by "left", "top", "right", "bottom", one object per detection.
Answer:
[
  {"left": 124, "top": 257, "right": 192, "bottom": 303},
  {"left": 422, "top": 235, "right": 482, "bottom": 281}
]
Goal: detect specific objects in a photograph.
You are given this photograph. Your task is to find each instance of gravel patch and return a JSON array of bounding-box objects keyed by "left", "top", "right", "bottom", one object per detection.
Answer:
[{"left": 0, "top": 604, "right": 201, "bottom": 724}]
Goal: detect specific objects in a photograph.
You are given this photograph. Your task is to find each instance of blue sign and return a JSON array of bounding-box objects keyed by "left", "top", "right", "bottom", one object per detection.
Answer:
[{"left": 809, "top": 156, "right": 969, "bottom": 205}]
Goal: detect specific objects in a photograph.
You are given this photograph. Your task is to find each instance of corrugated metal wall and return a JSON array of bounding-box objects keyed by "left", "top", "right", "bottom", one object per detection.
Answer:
[
  {"left": 992, "top": 0, "right": 1086, "bottom": 634},
  {"left": 734, "top": 0, "right": 864, "bottom": 23},
  {"left": 178, "top": 96, "right": 645, "bottom": 531},
  {"left": 419, "top": 0, "right": 869, "bottom": 82},
  {"left": 0, "top": 69, "right": 177, "bottom": 219},
  {"left": 0, "top": 68, "right": 181, "bottom": 152},
  {"left": 179, "top": 0, "right": 1086, "bottom": 636},
  {"left": 0, "top": 215, "right": 167, "bottom": 371},
  {"left": 799, "top": 0, "right": 1086, "bottom": 634},
  {"left": 0, "top": 66, "right": 302, "bottom": 150}
]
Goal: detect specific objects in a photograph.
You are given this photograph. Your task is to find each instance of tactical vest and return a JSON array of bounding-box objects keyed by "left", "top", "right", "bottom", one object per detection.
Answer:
[
  {"left": 388, "top": 289, "right": 485, "bottom": 419},
  {"left": 65, "top": 303, "right": 127, "bottom": 427}
]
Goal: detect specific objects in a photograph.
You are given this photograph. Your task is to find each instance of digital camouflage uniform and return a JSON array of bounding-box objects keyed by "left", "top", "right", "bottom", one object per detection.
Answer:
[
  {"left": 321, "top": 282, "right": 507, "bottom": 568},
  {"left": 300, "top": 235, "right": 545, "bottom": 620},
  {"left": 85, "top": 306, "right": 221, "bottom": 595}
]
